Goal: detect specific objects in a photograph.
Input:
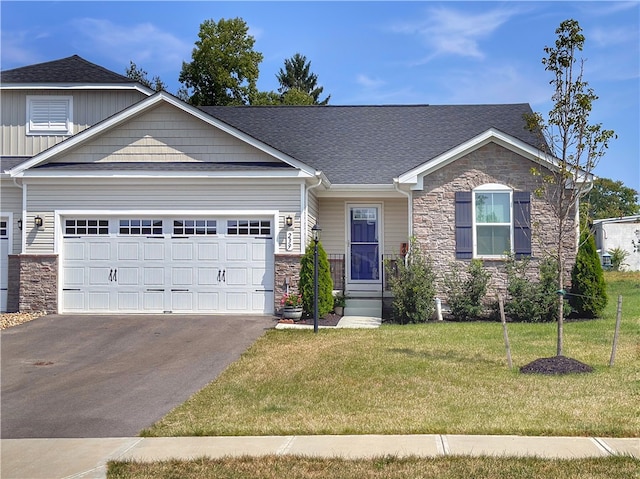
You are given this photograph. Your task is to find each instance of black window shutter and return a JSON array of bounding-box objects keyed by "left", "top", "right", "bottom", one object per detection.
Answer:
[
  {"left": 513, "top": 191, "right": 531, "bottom": 258},
  {"left": 455, "top": 191, "right": 473, "bottom": 259}
]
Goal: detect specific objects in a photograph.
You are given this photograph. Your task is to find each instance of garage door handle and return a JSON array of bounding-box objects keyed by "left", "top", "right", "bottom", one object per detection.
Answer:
[
  {"left": 109, "top": 269, "right": 113, "bottom": 281},
  {"left": 109, "top": 269, "right": 117, "bottom": 282}
]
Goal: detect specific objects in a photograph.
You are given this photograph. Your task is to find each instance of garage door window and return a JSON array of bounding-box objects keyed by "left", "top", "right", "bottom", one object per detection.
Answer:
[
  {"left": 119, "top": 219, "right": 163, "bottom": 235},
  {"left": 65, "top": 219, "right": 109, "bottom": 235},
  {"left": 173, "top": 219, "right": 217, "bottom": 235},
  {"left": 227, "top": 219, "right": 271, "bottom": 236}
]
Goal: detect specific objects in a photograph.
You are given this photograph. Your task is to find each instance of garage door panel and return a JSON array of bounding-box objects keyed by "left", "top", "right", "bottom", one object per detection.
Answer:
[
  {"left": 171, "top": 242, "right": 193, "bottom": 261},
  {"left": 117, "top": 291, "right": 140, "bottom": 310},
  {"left": 197, "top": 292, "right": 218, "bottom": 310},
  {"left": 225, "top": 267, "right": 247, "bottom": 286},
  {"left": 63, "top": 267, "right": 85, "bottom": 286},
  {"left": 89, "top": 242, "right": 111, "bottom": 261},
  {"left": 88, "top": 292, "right": 110, "bottom": 310},
  {"left": 143, "top": 291, "right": 164, "bottom": 310},
  {"left": 172, "top": 267, "right": 193, "bottom": 286},
  {"left": 226, "top": 292, "right": 248, "bottom": 310},
  {"left": 64, "top": 242, "right": 86, "bottom": 261},
  {"left": 198, "top": 267, "right": 217, "bottom": 285},
  {"left": 117, "top": 242, "right": 140, "bottom": 261},
  {"left": 226, "top": 243, "right": 248, "bottom": 261},
  {"left": 171, "top": 291, "right": 193, "bottom": 311},
  {"left": 143, "top": 267, "right": 164, "bottom": 285},
  {"left": 63, "top": 291, "right": 85, "bottom": 311},
  {"left": 88, "top": 267, "right": 111, "bottom": 285},
  {"left": 144, "top": 242, "right": 164, "bottom": 260},
  {"left": 251, "top": 242, "right": 268, "bottom": 261},
  {"left": 117, "top": 267, "right": 140, "bottom": 286},
  {"left": 198, "top": 243, "right": 219, "bottom": 261},
  {"left": 251, "top": 267, "right": 268, "bottom": 286}
]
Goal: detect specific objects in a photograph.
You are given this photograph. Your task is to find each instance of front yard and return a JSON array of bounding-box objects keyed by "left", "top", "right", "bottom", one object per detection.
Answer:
[{"left": 142, "top": 272, "right": 639, "bottom": 438}]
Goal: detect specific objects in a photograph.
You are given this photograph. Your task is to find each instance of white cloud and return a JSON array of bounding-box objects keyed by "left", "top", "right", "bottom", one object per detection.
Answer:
[
  {"left": 356, "top": 74, "right": 386, "bottom": 89},
  {"left": 391, "top": 6, "right": 522, "bottom": 63},
  {"left": 70, "top": 18, "right": 191, "bottom": 73}
]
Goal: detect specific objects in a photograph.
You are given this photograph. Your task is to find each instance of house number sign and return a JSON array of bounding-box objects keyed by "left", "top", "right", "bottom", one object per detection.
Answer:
[{"left": 286, "top": 231, "right": 294, "bottom": 251}]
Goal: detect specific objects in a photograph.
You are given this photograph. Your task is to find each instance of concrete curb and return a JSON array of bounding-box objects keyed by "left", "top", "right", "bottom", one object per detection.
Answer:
[{"left": 2, "top": 435, "right": 638, "bottom": 479}]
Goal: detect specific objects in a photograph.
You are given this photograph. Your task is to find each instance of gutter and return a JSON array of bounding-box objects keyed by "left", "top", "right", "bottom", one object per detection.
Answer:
[{"left": 394, "top": 178, "right": 412, "bottom": 238}]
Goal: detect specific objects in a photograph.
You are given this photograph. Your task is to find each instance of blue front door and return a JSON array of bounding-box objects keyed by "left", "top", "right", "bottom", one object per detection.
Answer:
[{"left": 349, "top": 206, "right": 380, "bottom": 286}]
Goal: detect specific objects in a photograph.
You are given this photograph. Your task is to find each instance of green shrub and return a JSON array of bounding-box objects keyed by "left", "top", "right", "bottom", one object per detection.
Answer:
[
  {"left": 299, "top": 240, "right": 333, "bottom": 317},
  {"left": 443, "top": 259, "right": 491, "bottom": 321},
  {"left": 570, "top": 231, "right": 607, "bottom": 318},
  {"left": 502, "top": 254, "right": 565, "bottom": 322},
  {"left": 608, "top": 247, "right": 629, "bottom": 272},
  {"left": 385, "top": 239, "right": 436, "bottom": 323}
]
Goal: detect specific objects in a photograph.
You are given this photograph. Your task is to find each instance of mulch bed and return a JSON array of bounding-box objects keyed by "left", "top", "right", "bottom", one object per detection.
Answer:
[
  {"left": 520, "top": 355, "right": 594, "bottom": 375},
  {"left": 279, "top": 313, "right": 342, "bottom": 327}
]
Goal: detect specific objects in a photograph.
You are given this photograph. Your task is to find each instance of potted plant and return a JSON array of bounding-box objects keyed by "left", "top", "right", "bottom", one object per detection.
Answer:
[
  {"left": 333, "top": 293, "right": 347, "bottom": 316},
  {"left": 281, "top": 293, "right": 304, "bottom": 320}
]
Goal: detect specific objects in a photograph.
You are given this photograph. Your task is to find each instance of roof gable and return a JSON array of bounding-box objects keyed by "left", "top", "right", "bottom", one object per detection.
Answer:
[{"left": 9, "top": 92, "right": 316, "bottom": 177}]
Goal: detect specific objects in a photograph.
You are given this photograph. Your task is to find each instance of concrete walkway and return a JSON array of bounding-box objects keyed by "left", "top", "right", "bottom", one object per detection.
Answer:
[
  {"left": 1, "top": 435, "right": 638, "bottom": 478},
  {"left": 275, "top": 315, "right": 382, "bottom": 330}
]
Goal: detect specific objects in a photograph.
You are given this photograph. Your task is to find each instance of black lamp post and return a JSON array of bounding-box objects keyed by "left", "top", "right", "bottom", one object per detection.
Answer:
[{"left": 312, "top": 223, "right": 322, "bottom": 334}]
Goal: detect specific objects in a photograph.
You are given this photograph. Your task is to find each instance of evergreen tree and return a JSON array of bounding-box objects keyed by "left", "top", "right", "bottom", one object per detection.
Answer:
[
  {"left": 299, "top": 240, "right": 333, "bottom": 317},
  {"left": 569, "top": 230, "right": 607, "bottom": 318},
  {"left": 276, "top": 53, "right": 330, "bottom": 105}
]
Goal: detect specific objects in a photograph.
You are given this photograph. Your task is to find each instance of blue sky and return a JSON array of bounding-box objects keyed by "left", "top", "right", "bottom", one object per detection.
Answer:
[{"left": 2, "top": 1, "right": 638, "bottom": 193}]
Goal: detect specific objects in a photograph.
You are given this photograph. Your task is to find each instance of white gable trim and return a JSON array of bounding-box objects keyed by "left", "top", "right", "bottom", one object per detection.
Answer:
[
  {"left": 397, "top": 128, "right": 586, "bottom": 190},
  {"left": 9, "top": 92, "right": 316, "bottom": 177}
]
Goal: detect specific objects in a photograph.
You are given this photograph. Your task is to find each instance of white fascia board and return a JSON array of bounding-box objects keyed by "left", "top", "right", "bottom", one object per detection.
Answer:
[
  {"left": 592, "top": 215, "right": 640, "bottom": 225},
  {"left": 316, "top": 184, "right": 403, "bottom": 198},
  {"left": 19, "top": 169, "right": 314, "bottom": 180},
  {"left": 397, "top": 128, "right": 564, "bottom": 190},
  {"left": 9, "top": 92, "right": 314, "bottom": 177},
  {"left": 0, "top": 83, "right": 153, "bottom": 95}
]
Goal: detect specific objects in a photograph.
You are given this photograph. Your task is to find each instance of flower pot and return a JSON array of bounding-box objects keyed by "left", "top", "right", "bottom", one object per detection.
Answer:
[
  {"left": 282, "top": 306, "right": 303, "bottom": 320},
  {"left": 334, "top": 306, "right": 344, "bottom": 316}
]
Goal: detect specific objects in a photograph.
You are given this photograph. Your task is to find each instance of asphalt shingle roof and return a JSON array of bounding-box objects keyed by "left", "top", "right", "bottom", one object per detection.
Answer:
[
  {"left": 1, "top": 55, "right": 133, "bottom": 84},
  {"left": 0, "top": 157, "right": 31, "bottom": 173},
  {"left": 201, "top": 104, "right": 541, "bottom": 184}
]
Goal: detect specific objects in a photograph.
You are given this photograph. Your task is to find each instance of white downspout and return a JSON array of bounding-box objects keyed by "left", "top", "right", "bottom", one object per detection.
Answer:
[
  {"left": 304, "top": 173, "right": 323, "bottom": 250},
  {"left": 393, "top": 178, "right": 412, "bottom": 238}
]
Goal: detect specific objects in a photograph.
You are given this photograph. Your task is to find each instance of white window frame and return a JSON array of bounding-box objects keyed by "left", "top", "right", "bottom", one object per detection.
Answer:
[
  {"left": 472, "top": 183, "right": 513, "bottom": 259},
  {"left": 26, "top": 95, "right": 73, "bottom": 136}
]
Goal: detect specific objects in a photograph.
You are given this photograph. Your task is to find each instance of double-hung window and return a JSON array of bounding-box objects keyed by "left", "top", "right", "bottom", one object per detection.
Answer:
[
  {"left": 455, "top": 185, "right": 531, "bottom": 260},
  {"left": 474, "top": 185, "right": 512, "bottom": 257},
  {"left": 27, "top": 96, "right": 73, "bottom": 135}
]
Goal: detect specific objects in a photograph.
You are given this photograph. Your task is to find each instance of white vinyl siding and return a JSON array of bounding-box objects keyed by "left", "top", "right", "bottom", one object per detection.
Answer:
[
  {"left": 53, "top": 104, "right": 281, "bottom": 164},
  {"left": 318, "top": 197, "right": 408, "bottom": 257},
  {"left": 1, "top": 89, "right": 147, "bottom": 157},
  {"left": 24, "top": 179, "right": 300, "bottom": 253},
  {"left": 27, "top": 96, "right": 73, "bottom": 135},
  {"left": 0, "top": 180, "right": 22, "bottom": 253}
]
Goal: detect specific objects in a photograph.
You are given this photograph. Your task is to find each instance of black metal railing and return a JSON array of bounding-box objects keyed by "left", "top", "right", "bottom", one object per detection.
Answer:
[{"left": 328, "top": 254, "right": 345, "bottom": 292}]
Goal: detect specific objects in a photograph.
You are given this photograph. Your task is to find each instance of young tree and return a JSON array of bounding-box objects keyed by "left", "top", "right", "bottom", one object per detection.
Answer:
[
  {"left": 179, "top": 17, "right": 263, "bottom": 106},
  {"left": 525, "top": 19, "right": 615, "bottom": 355},
  {"left": 569, "top": 230, "right": 607, "bottom": 318},
  {"left": 298, "top": 240, "right": 333, "bottom": 317},
  {"left": 581, "top": 177, "right": 640, "bottom": 220},
  {"left": 276, "top": 53, "right": 330, "bottom": 105},
  {"left": 125, "top": 61, "right": 167, "bottom": 92}
]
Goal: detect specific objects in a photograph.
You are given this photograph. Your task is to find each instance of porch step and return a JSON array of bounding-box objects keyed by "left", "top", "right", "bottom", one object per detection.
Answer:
[{"left": 344, "top": 298, "right": 382, "bottom": 318}]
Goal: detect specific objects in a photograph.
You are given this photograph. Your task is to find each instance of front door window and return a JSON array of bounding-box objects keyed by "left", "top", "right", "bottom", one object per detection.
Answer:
[{"left": 350, "top": 207, "right": 379, "bottom": 281}]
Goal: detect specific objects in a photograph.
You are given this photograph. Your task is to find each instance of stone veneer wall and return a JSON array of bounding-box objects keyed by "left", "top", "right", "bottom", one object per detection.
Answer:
[
  {"left": 274, "top": 254, "right": 302, "bottom": 314},
  {"left": 7, "top": 254, "right": 58, "bottom": 314},
  {"left": 413, "top": 143, "right": 577, "bottom": 297}
]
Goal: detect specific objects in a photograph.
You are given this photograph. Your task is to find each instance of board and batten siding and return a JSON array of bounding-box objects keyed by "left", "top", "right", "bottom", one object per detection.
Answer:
[
  {"left": 1, "top": 89, "right": 148, "bottom": 157},
  {"left": 318, "top": 197, "right": 409, "bottom": 257},
  {"left": 24, "top": 180, "right": 302, "bottom": 253},
  {"left": 0, "top": 179, "right": 22, "bottom": 253},
  {"left": 53, "top": 103, "right": 280, "bottom": 164}
]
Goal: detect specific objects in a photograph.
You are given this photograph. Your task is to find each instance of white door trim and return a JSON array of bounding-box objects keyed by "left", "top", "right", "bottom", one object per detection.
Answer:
[{"left": 345, "top": 203, "right": 383, "bottom": 292}]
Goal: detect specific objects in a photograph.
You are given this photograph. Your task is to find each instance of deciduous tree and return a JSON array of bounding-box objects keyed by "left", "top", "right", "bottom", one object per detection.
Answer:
[
  {"left": 525, "top": 19, "right": 615, "bottom": 355},
  {"left": 179, "top": 18, "right": 263, "bottom": 106}
]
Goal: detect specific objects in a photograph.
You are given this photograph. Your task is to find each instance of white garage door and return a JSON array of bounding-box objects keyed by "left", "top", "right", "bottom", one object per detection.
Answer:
[
  {"left": 61, "top": 217, "right": 274, "bottom": 314},
  {"left": 0, "top": 218, "right": 9, "bottom": 312}
]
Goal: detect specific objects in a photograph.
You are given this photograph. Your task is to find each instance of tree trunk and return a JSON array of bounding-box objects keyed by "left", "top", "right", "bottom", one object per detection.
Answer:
[{"left": 557, "top": 226, "right": 564, "bottom": 357}]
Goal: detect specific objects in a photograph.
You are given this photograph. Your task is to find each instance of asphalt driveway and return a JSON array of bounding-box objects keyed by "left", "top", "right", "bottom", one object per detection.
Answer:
[{"left": 1, "top": 314, "right": 274, "bottom": 438}]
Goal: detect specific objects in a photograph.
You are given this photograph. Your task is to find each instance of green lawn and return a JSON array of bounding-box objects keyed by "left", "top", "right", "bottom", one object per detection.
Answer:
[
  {"left": 142, "top": 272, "right": 639, "bottom": 438},
  {"left": 108, "top": 456, "right": 639, "bottom": 479}
]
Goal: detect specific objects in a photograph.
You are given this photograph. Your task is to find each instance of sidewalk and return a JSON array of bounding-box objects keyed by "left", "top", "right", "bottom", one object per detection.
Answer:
[
  {"left": 2, "top": 434, "right": 638, "bottom": 479},
  {"left": 275, "top": 315, "right": 382, "bottom": 329}
]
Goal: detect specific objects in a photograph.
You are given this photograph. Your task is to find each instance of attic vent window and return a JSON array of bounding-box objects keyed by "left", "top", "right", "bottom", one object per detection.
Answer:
[{"left": 27, "top": 96, "right": 73, "bottom": 135}]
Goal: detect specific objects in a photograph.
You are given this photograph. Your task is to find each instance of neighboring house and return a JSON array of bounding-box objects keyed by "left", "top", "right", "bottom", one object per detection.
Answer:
[
  {"left": 1, "top": 55, "right": 579, "bottom": 316},
  {"left": 593, "top": 215, "right": 640, "bottom": 271}
]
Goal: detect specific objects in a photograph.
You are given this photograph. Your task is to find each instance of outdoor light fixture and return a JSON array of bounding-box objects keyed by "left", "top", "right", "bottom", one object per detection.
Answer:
[
  {"left": 17, "top": 219, "right": 23, "bottom": 230},
  {"left": 311, "top": 223, "right": 322, "bottom": 334},
  {"left": 285, "top": 215, "right": 293, "bottom": 227},
  {"left": 34, "top": 216, "right": 43, "bottom": 228}
]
